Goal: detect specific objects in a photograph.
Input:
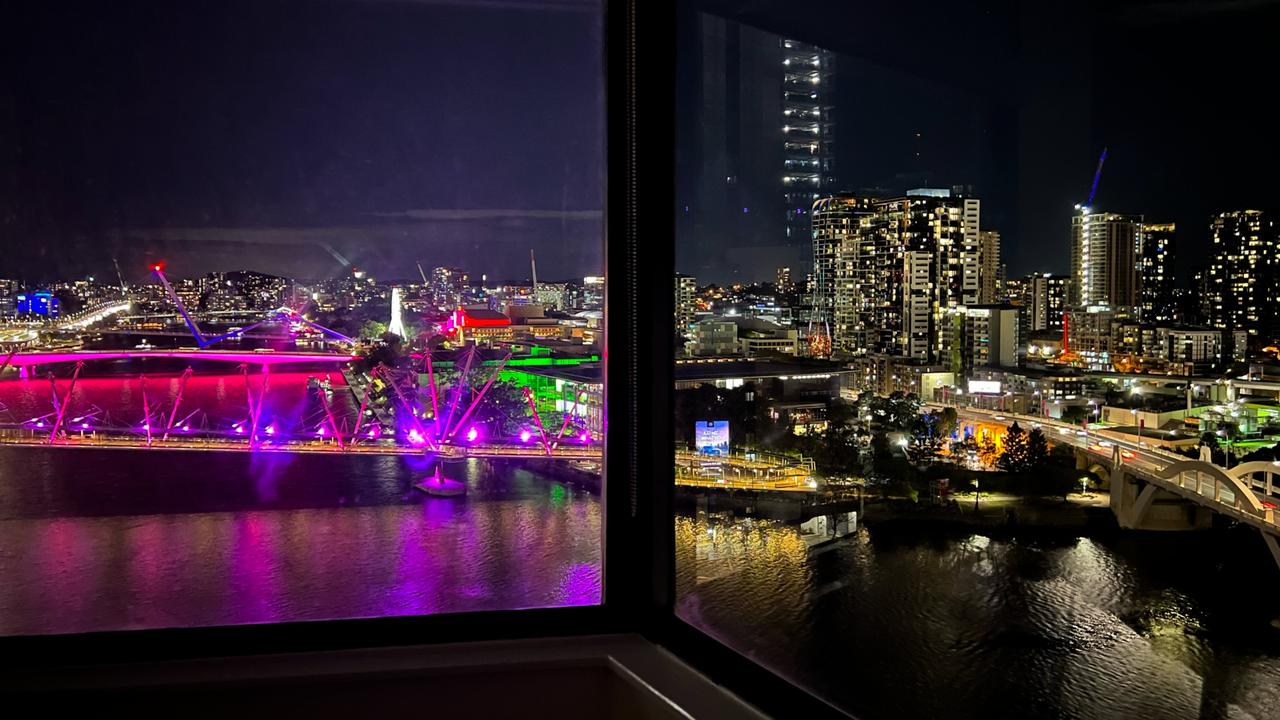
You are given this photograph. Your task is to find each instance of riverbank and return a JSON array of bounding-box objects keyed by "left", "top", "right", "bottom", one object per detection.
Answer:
[
  {"left": 674, "top": 484, "right": 859, "bottom": 521},
  {"left": 861, "top": 491, "right": 1118, "bottom": 534}
]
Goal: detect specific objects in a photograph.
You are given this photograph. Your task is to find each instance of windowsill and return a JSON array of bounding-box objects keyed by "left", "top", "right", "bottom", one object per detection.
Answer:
[{"left": 5, "top": 634, "right": 766, "bottom": 719}]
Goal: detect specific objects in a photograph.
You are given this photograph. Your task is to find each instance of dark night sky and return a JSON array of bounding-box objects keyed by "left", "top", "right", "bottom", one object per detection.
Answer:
[
  {"left": 1, "top": 0, "right": 603, "bottom": 285},
  {"left": 5, "top": 1, "right": 1278, "bottom": 287},
  {"left": 679, "top": 0, "right": 1280, "bottom": 283}
]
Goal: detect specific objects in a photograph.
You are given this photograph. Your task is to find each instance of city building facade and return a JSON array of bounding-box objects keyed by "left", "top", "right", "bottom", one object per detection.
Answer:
[
  {"left": 675, "top": 274, "right": 698, "bottom": 337},
  {"left": 1069, "top": 210, "right": 1141, "bottom": 309},
  {"left": 1138, "top": 222, "right": 1176, "bottom": 323},
  {"left": 1206, "top": 210, "right": 1277, "bottom": 352},
  {"left": 979, "top": 230, "right": 1001, "bottom": 304}
]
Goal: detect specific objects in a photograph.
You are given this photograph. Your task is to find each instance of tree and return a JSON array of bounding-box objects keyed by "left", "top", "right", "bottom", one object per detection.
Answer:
[
  {"left": 359, "top": 320, "right": 388, "bottom": 339},
  {"left": 1048, "top": 442, "right": 1077, "bottom": 468},
  {"left": 978, "top": 433, "right": 1001, "bottom": 468},
  {"left": 951, "top": 434, "right": 980, "bottom": 468},
  {"left": 883, "top": 392, "right": 922, "bottom": 431},
  {"left": 1061, "top": 405, "right": 1089, "bottom": 426},
  {"left": 937, "top": 407, "right": 959, "bottom": 439},
  {"left": 1025, "top": 428, "right": 1050, "bottom": 471},
  {"left": 997, "top": 422, "right": 1030, "bottom": 472},
  {"left": 433, "top": 368, "right": 532, "bottom": 437}
]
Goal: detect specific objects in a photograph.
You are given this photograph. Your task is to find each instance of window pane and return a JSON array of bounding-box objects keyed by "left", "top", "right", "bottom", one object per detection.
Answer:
[
  {"left": 675, "top": 4, "right": 1280, "bottom": 718},
  {"left": 0, "top": 0, "right": 604, "bottom": 635}
]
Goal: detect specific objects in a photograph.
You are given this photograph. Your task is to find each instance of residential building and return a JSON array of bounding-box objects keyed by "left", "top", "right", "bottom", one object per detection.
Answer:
[
  {"left": 1021, "top": 273, "right": 1068, "bottom": 332},
  {"left": 1138, "top": 222, "right": 1176, "bottom": 322},
  {"left": 943, "top": 304, "right": 1019, "bottom": 377},
  {"left": 824, "top": 189, "right": 980, "bottom": 362},
  {"left": 844, "top": 354, "right": 953, "bottom": 399},
  {"left": 775, "top": 266, "right": 794, "bottom": 297},
  {"left": 686, "top": 318, "right": 740, "bottom": 357},
  {"left": 978, "top": 230, "right": 1000, "bottom": 303},
  {"left": 1065, "top": 306, "right": 1123, "bottom": 371},
  {"left": 1206, "top": 210, "right": 1277, "bottom": 352},
  {"left": 675, "top": 274, "right": 698, "bottom": 337},
  {"left": 1069, "top": 209, "right": 1141, "bottom": 309},
  {"left": 1156, "top": 326, "right": 1224, "bottom": 374},
  {"left": 813, "top": 195, "right": 875, "bottom": 354}
]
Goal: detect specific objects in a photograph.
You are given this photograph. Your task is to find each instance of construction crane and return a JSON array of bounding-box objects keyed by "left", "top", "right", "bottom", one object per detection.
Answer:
[
  {"left": 1082, "top": 146, "right": 1108, "bottom": 210},
  {"left": 1059, "top": 147, "right": 1108, "bottom": 364}
]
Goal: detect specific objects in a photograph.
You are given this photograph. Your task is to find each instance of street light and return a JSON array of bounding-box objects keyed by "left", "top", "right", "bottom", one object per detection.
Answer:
[{"left": 972, "top": 478, "right": 980, "bottom": 511}]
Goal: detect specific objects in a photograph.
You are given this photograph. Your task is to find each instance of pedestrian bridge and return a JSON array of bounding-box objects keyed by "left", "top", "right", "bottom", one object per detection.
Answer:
[{"left": 2, "top": 348, "right": 358, "bottom": 369}]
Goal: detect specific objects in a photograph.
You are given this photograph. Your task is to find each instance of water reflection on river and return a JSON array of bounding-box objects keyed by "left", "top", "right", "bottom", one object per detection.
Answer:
[
  {"left": 677, "top": 514, "right": 1280, "bottom": 720},
  {"left": 0, "top": 447, "right": 600, "bottom": 635}
]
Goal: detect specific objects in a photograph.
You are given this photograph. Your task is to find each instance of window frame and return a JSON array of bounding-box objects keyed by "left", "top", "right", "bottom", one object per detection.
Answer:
[{"left": 0, "top": 2, "right": 846, "bottom": 715}]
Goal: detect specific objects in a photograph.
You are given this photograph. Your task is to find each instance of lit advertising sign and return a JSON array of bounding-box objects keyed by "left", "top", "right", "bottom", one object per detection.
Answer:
[
  {"left": 968, "top": 380, "right": 1002, "bottom": 395},
  {"left": 695, "top": 420, "right": 731, "bottom": 455}
]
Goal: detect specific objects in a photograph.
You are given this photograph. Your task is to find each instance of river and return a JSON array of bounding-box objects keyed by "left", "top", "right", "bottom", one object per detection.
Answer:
[
  {"left": 677, "top": 513, "right": 1280, "bottom": 719},
  {"left": 0, "top": 448, "right": 601, "bottom": 636},
  {"left": 5, "top": 370, "right": 1280, "bottom": 717}
]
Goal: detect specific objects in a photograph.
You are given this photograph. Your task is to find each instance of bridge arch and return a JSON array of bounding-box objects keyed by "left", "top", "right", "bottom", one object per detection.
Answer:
[
  {"left": 1085, "top": 462, "right": 1110, "bottom": 479},
  {"left": 1155, "top": 460, "right": 1266, "bottom": 517},
  {"left": 1230, "top": 462, "right": 1280, "bottom": 498}
]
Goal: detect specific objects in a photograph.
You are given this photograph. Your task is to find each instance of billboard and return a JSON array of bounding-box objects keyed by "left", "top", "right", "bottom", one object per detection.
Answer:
[
  {"left": 968, "top": 380, "right": 1002, "bottom": 395},
  {"left": 695, "top": 420, "right": 730, "bottom": 456}
]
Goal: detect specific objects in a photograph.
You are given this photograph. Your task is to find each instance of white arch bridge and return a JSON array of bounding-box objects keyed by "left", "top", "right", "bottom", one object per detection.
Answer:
[{"left": 946, "top": 406, "right": 1280, "bottom": 571}]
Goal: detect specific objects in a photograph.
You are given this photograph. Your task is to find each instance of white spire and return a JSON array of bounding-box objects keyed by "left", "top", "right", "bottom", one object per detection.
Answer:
[{"left": 388, "top": 286, "right": 406, "bottom": 338}]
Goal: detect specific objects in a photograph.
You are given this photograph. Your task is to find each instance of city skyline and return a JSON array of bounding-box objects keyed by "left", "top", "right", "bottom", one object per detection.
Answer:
[{"left": 676, "top": 2, "right": 1280, "bottom": 284}]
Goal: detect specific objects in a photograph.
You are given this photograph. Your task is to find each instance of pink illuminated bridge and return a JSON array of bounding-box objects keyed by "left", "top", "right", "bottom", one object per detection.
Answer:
[{"left": 2, "top": 348, "right": 359, "bottom": 368}]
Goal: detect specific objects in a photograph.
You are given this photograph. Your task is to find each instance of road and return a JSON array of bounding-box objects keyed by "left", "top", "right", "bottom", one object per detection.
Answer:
[
  {"left": 2, "top": 348, "right": 358, "bottom": 367},
  {"left": 0, "top": 432, "right": 601, "bottom": 461},
  {"left": 940, "top": 404, "right": 1280, "bottom": 535}
]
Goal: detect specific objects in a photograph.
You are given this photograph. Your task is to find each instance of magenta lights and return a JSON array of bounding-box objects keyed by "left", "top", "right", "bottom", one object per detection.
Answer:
[
  {"left": 317, "top": 426, "right": 327, "bottom": 436},
  {"left": 265, "top": 425, "right": 276, "bottom": 435},
  {"left": 465, "top": 426, "right": 479, "bottom": 443},
  {"left": 579, "top": 431, "right": 591, "bottom": 443},
  {"left": 519, "top": 429, "right": 533, "bottom": 443},
  {"left": 234, "top": 424, "right": 245, "bottom": 434},
  {"left": 407, "top": 428, "right": 425, "bottom": 446}
]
